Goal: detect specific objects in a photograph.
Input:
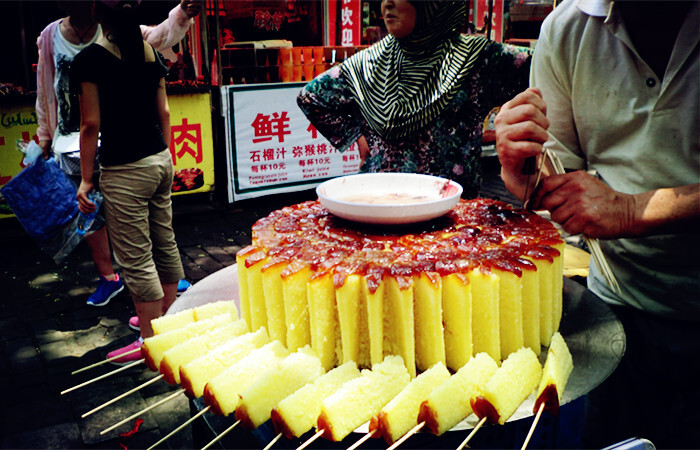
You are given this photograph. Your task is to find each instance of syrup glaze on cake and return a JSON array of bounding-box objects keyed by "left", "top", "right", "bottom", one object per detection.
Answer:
[{"left": 237, "top": 198, "right": 564, "bottom": 374}]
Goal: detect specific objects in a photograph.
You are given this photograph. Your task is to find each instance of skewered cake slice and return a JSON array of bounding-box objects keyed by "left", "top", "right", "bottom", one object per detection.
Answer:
[
  {"left": 236, "top": 346, "right": 325, "bottom": 429},
  {"left": 180, "top": 327, "right": 269, "bottom": 398},
  {"left": 160, "top": 319, "right": 248, "bottom": 384},
  {"left": 204, "top": 340, "right": 289, "bottom": 416},
  {"left": 534, "top": 331, "right": 573, "bottom": 416},
  {"left": 418, "top": 352, "right": 499, "bottom": 435},
  {"left": 151, "top": 309, "right": 195, "bottom": 335},
  {"left": 371, "top": 361, "right": 451, "bottom": 444},
  {"left": 192, "top": 300, "right": 239, "bottom": 321},
  {"left": 471, "top": 347, "right": 543, "bottom": 425},
  {"left": 317, "top": 355, "right": 410, "bottom": 442},
  {"left": 142, "top": 313, "right": 232, "bottom": 371},
  {"left": 271, "top": 361, "right": 361, "bottom": 439}
]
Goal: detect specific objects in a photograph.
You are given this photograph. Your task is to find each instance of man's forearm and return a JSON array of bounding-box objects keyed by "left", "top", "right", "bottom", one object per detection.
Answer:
[{"left": 632, "top": 184, "right": 700, "bottom": 236}]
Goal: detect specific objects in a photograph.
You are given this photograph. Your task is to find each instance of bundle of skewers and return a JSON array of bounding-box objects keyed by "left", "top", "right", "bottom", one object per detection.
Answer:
[{"left": 63, "top": 299, "right": 574, "bottom": 450}]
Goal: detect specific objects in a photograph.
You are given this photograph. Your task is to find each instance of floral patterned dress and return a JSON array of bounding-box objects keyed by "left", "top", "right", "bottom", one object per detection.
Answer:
[{"left": 297, "top": 42, "right": 532, "bottom": 198}]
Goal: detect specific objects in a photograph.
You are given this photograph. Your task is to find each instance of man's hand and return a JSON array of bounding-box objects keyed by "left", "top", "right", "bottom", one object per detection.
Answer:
[
  {"left": 180, "top": 0, "right": 202, "bottom": 18},
  {"left": 495, "top": 87, "right": 550, "bottom": 200},
  {"left": 530, "top": 171, "right": 635, "bottom": 239}
]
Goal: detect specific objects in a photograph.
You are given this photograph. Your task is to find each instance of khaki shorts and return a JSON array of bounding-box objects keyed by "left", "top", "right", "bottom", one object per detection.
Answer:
[{"left": 100, "top": 149, "right": 184, "bottom": 302}]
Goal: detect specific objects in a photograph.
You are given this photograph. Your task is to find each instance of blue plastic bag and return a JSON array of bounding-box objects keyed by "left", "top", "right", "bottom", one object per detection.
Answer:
[{"left": 1, "top": 157, "right": 79, "bottom": 241}]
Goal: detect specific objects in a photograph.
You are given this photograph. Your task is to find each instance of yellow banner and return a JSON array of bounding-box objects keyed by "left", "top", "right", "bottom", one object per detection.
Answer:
[{"left": 0, "top": 92, "right": 214, "bottom": 218}]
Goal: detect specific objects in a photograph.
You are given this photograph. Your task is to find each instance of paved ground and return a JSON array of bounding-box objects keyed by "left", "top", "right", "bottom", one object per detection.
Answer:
[{"left": 0, "top": 158, "right": 519, "bottom": 449}]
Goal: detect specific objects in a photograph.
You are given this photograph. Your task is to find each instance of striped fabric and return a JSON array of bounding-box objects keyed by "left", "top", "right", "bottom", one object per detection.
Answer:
[{"left": 342, "top": 1, "right": 490, "bottom": 140}]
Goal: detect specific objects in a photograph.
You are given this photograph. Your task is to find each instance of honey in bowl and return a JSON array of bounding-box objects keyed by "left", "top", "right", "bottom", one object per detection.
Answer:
[{"left": 338, "top": 193, "right": 437, "bottom": 205}]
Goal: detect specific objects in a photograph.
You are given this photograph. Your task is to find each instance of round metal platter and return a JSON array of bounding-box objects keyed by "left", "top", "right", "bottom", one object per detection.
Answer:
[{"left": 170, "top": 265, "right": 625, "bottom": 435}]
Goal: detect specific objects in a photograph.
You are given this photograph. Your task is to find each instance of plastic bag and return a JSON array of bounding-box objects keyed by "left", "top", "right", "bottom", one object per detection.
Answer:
[{"left": 0, "top": 157, "right": 91, "bottom": 263}]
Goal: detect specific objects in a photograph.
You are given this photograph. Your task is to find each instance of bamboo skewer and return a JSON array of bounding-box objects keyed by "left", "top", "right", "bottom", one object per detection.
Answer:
[
  {"left": 71, "top": 347, "right": 143, "bottom": 375},
  {"left": 387, "top": 421, "right": 425, "bottom": 450},
  {"left": 262, "top": 432, "right": 283, "bottom": 450},
  {"left": 521, "top": 402, "right": 545, "bottom": 450},
  {"left": 201, "top": 419, "right": 240, "bottom": 450},
  {"left": 82, "top": 374, "right": 164, "bottom": 418},
  {"left": 456, "top": 417, "right": 486, "bottom": 450},
  {"left": 147, "top": 406, "right": 210, "bottom": 450},
  {"left": 297, "top": 429, "right": 324, "bottom": 450},
  {"left": 100, "top": 389, "right": 184, "bottom": 435},
  {"left": 542, "top": 149, "right": 620, "bottom": 293},
  {"left": 61, "top": 359, "right": 145, "bottom": 395},
  {"left": 347, "top": 429, "right": 376, "bottom": 450}
]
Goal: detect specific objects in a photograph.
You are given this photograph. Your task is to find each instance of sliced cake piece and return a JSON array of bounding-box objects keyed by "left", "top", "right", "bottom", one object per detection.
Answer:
[
  {"left": 336, "top": 273, "right": 368, "bottom": 367},
  {"left": 142, "top": 313, "right": 232, "bottom": 371},
  {"left": 471, "top": 347, "right": 543, "bottom": 425},
  {"left": 307, "top": 273, "right": 341, "bottom": 371},
  {"left": 160, "top": 319, "right": 248, "bottom": 384},
  {"left": 236, "top": 346, "right": 325, "bottom": 429},
  {"left": 384, "top": 276, "right": 415, "bottom": 377},
  {"left": 468, "top": 267, "right": 500, "bottom": 362},
  {"left": 442, "top": 273, "right": 472, "bottom": 372},
  {"left": 364, "top": 277, "right": 386, "bottom": 367},
  {"left": 203, "top": 340, "right": 289, "bottom": 416},
  {"left": 533, "top": 332, "right": 573, "bottom": 416},
  {"left": 271, "top": 361, "right": 361, "bottom": 439},
  {"left": 528, "top": 256, "right": 554, "bottom": 347},
  {"left": 261, "top": 260, "right": 287, "bottom": 345},
  {"left": 496, "top": 268, "right": 524, "bottom": 360},
  {"left": 246, "top": 256, "right": 269, "bottom": 332},
  {"left": 151, "top": 309, "right": 195, "bottom": 335},
  {"left": 317, "top": 355, "right": 410, "bottom": 442},
  {"left": 413, "top": 273, "right": 446, "bottom": 372},
  {"left": 371, "top": 361, "right": 451, "bottom": 444},
  {"left": 193, "top": 300, "right": 239, "bottom": 321},
  {"left": 419, "top": 352, "right": 499, "bottom": 435},
  {"left": 180, "top": 327, "right": 269, "bottom": 398},
  {"left": 282, "top": 263, "right": 313, "bottom": 351},
  {"left": 520, "top": 263, "right": 541, "bottom": 353}
]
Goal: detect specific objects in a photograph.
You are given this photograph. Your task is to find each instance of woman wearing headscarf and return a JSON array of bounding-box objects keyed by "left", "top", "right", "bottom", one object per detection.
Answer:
[{"left": 298, "top": 0, "right": 531, "bottom": 198}]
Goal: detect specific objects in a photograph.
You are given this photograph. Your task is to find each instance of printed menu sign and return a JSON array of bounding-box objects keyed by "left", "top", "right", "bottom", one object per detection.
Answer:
[{"left": 223, "top": 83, "right": 361, "bottom": 202}]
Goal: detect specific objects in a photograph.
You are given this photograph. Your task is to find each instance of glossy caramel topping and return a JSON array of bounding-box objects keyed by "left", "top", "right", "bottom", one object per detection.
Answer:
[{"left": 243, "top": 199, "right": 563, "bottom": 293}]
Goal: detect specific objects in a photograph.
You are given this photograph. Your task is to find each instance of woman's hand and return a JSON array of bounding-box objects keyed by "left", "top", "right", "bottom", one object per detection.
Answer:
[
  {"left": 357, "top": 135, "right": 370, "bottom": 165},
  {"left": 495, "top": 87, "right": 550, "bottom": 200},
  {"left": 77, "top": 180, "right": 97, "bottom": 215},
  {"left": 39, "top": 140, "right": 52, "bottom": 160},
  {"left": 530, "top": 171, "right": 635, "bottom": 239}
]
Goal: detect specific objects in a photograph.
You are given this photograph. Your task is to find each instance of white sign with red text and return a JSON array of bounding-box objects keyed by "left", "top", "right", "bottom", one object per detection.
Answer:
[{"left": 222, "top": 83, "right": 361, "bottom": 202}]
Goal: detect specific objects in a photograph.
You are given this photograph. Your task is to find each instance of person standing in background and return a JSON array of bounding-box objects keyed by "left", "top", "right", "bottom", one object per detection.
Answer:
[
  {"left": 73, "top": 0, "right": 186, "bottom": 363},
  {"left": 34, "top": 0, "right": 199, "bottom": 314}
]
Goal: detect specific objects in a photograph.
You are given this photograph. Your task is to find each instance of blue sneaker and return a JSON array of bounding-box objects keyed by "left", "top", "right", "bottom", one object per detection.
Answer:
[
  {"left": 87, "top": 274, "right": 124, "bottom": 306},
  {"left": 177, "top": 279, "right": 191, "bottom": 295}
]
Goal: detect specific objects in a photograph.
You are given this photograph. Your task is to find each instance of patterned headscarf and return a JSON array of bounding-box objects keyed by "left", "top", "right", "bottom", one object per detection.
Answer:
[{"left": 342, "top": 1, "right": 490, "bottom": 139}]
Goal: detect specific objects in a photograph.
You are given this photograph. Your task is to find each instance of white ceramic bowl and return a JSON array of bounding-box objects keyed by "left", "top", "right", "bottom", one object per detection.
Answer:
[{"left": 316, "top": 173, "right": 463, "bottom": 225}]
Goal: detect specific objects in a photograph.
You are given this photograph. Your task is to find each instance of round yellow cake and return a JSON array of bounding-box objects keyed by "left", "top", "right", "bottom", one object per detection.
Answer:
[{"left": 236, "top": 198, "right": 564, "bottom": 376}]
